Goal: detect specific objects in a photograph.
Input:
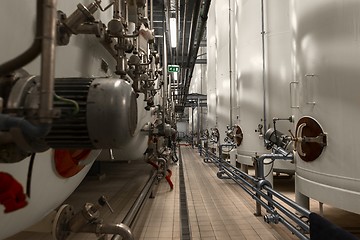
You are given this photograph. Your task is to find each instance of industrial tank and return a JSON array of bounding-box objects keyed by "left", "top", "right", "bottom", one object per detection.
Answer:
[
  {"left": 0, "top": 0, "right": 153, "bottom": 238},
  {"left": 263, "top": 0, "right": 295, "bottom": 174},
  {"left": 291, "top": 0, "right": 360, "bottom": 214},
  {"left": 207, "top": 0, "right": 296, "bottom": 178},
  {"left": 232, "top": 0, "right": 269, "bottom": 163},
  {"left": 207, "top": 0, "right": 231, "bottom": 141}
]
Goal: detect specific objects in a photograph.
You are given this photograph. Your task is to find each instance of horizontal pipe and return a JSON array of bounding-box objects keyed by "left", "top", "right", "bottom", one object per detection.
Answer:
[
  {"left": 202, "top": 148, "right": 310, "bottom": 238},
  {"left": 259, "top": 190, "right": 309, "bottom": 232},
  {"left": 80, "top": 223, "right": 133, "bottom": 240},
  {"left": 279, "top": 217, "right": 310, "bottom": 240},
  {"left": 264, "top": 185, "right": 311, "bottom": 217},
  {"left": 112, "top": 170, "right": 157, "bottom": 240}
]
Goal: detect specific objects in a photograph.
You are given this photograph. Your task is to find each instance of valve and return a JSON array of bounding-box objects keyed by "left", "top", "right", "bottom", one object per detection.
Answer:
[
  {"left": 264, "top": 212, "right": 280, "bottom": 224},
  {"left": 98, "top": 195, "right": 114, "bottom": 213}
]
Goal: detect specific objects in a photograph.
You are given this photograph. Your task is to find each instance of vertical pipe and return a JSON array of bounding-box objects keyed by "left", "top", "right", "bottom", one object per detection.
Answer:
[
  {"left": 197, "top": 98, "right": 200, "bottom": 145},
  {"left": 39, "top": 0, "right": 57, "bottom": 123},
  {"left": 186, "top": 1, "right": 201, "bottom": 68},
  {"left": 113, "top": 0, "right": 120, "bottom": 19},
  {"left": 191, "top": 107, "right": 194, "bottom": 148},
  {"left": 228, "top": 0, "right": 233, "bottom": 126},
  {"left": 184, "top": 0, "right": 211, "bottom": 104},
  {"left": 150, "top": 0, "right": 153, "bottom": 29},
  {"left": 261, "top": 0, "right": 267, "bottom": 137},
  {"left": 164, "top": 0, "right": 173, "bottom": 62},
  {"left": 178, "top": 0, "right": 189, "bottom": 101},
  {"left": 175, "top": 0, "right": 179, "bottom": 64},
  {"left": 163, "top": 23, "right": 168, "bottom": 125}
]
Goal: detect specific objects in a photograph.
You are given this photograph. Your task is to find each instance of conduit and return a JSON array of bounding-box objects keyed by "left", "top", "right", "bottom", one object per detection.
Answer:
[
  {"left": 111, "top": 170, "right": 158, "bottom": 240},
  {"left": 183, "top": 0, "right": 212, "bottom": 106},
  {"left": 0, "top": 0, "right": 44, "bottom": 76},
  {"left": 260, "top": 0, "right": 267, "bottom": 137},
  {"left": 180, "top": 0, "right": 189, "bottom": 90}
]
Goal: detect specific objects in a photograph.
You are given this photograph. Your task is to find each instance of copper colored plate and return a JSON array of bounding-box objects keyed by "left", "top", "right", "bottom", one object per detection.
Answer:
[
  {"left": 296, "top": 117, "right": 326, "bottom": 162},
  {"left": 234, "top": 125, "right": 243, "bottom": 146}
]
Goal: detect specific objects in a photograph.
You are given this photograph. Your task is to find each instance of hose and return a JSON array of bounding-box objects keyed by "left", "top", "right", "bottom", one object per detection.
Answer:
[
  {"left": 0, "top": 114, "right": 50, "bottom": 139},
  {"left": 0, "top": 0, "right": 44, "bottom": 76}
]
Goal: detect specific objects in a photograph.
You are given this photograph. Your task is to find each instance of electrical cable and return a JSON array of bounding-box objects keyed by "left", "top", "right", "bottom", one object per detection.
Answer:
[
  {"left": 264, "top": 161, "right": 275, "bottom": 178},
  {"left": 26, "top": 153, "right": 36, "bottom": 198},
  {"left": 54, "top": 92, "right": 80, "bottom": 115}
]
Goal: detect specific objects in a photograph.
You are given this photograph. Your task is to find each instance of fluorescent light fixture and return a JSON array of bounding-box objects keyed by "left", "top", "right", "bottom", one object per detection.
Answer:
[
  {"left": 170, "top": 18, "right": 177, "bottom": 48},
  {"left": 173, "top": 72, "right": 178, "bottom": 81}
]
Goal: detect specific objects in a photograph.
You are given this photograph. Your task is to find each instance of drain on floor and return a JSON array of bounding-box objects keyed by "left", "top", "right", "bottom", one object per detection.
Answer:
[{"left": 178, "top": 145, "right": 191, "bottom": 240}]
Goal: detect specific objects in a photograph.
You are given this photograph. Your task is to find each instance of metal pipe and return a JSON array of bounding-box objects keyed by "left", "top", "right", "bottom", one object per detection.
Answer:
[
  {"left": 228, "top": 0, "right": 233, "bottom": 126},
  {"left": 255, "top": 153, "right": 293, "bottom": 179},
  {"left": 197, "top": 99, "right": 200, "bottom": 145},
  {"left": 164, "top": 0, "right": 173, "bottom": 62},
  {"left": 181, "top": 0, "right": 188, "bottom": 87},
  {"left": 259, "top": 191, "right": 309, "bottom": 232},
  {"left": 191, "top": 107, "right": 194, "bottom": 148},
  {"left": 80, "top": 223, "right": 133, "bottom": 240},
  {"left": 261, "top": 0, "right": 267, "bottom": 138},
  {"left": 183, "top": 0, "right": 211, "bottom": 105},
  {"left": 0, "top": 0, "right": 44, "bottom": 76},
  {"left": 279, "top": 218, "right": 309, "bottom": 240},
  {"left": 162, "top": 26, "right": 168, "bottom": 125},
  {"left": 39, "top": 0, "right": 57, "bottom": 123},
  {"left": 150, "top": 0, "right": 154, "bottom": 29},
  {"left": 264, "top": 185, "right": 310, "bottom": 217},
  {"left": 112, "top": 171, "right": 157, "bottom": 240},
  {"left": 113, "top": 0, "right": 121, "bottom": 19},
  {"left": 181, "top": 0, "right": 201, "bottom": 102},
  {"left": 185, "top": 0, "right": 201, "bottom": 68},
  {"left": 175, "top": 0, "right": 179, "bottom": 64},
  {"left": 203, "top": 150, "right": 311, "bottom": 239}
]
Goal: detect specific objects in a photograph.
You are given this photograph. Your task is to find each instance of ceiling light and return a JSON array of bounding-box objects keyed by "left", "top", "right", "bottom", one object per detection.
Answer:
[{"left": 170, "top": 18, "right": 177, "bottom": 48}]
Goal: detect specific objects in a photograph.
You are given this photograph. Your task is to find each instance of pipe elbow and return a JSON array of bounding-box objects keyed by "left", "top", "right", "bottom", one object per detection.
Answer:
[{"left": 100, "top": 223, "right": 133, "bottom": 240}]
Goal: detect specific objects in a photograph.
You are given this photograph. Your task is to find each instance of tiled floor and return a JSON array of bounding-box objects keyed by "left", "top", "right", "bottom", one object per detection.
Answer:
[
  {"left": 6, "top": 146, "right": 360, "bottom": 240},
  {"left": 180, "top": 146, "right": 292, "bottom": 240}
]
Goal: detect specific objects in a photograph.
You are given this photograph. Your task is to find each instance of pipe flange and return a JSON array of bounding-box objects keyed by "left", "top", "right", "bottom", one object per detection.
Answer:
[{"left": 52, "top": 204, "right": 75, "bottom": 240}]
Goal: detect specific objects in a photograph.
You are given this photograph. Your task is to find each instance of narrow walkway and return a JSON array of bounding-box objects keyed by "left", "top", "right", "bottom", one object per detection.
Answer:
[
  {"left": 181, "top": 146, "right": 293, "bottom": 240},
  {"left": 137, "top": 146, "right": 294, "bottom": 240}
]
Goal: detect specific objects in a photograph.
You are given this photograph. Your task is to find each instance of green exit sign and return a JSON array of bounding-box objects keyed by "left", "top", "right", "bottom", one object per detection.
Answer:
[{"left": 168, "top": 65, "right": 180, "bottom": 73}]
